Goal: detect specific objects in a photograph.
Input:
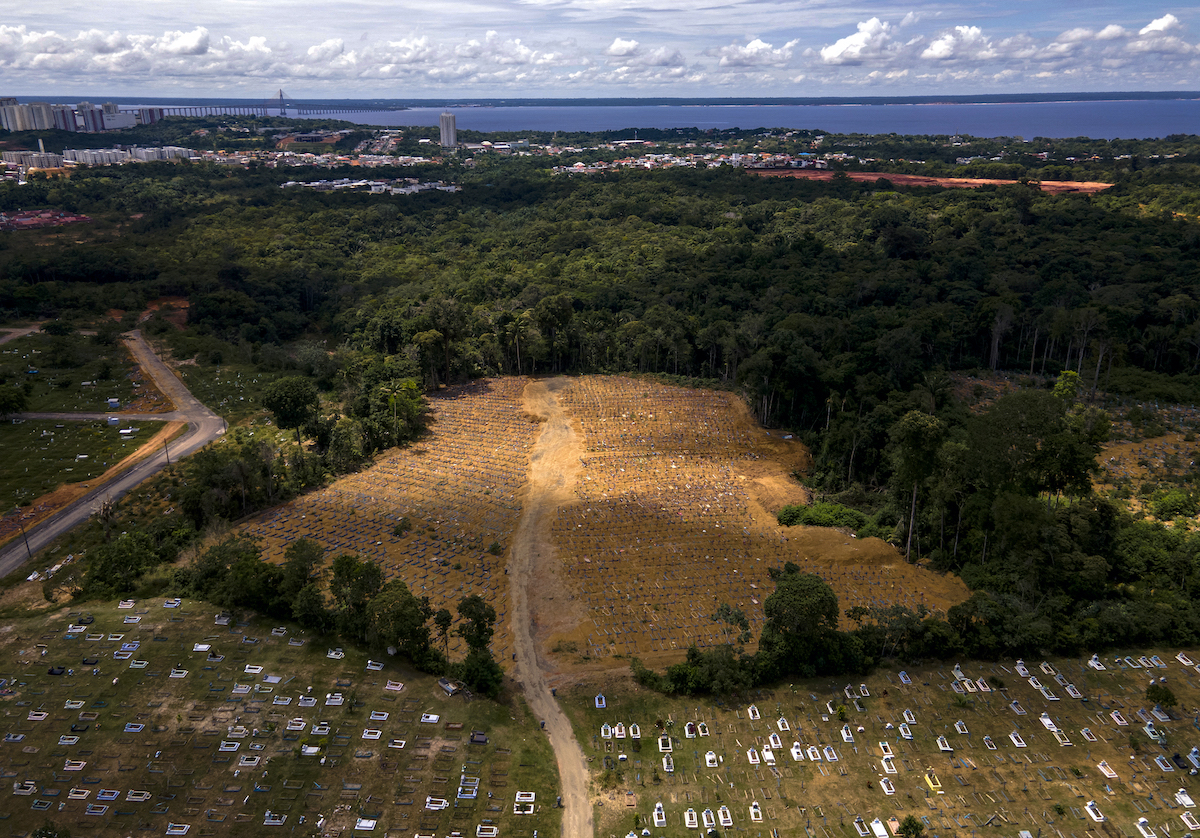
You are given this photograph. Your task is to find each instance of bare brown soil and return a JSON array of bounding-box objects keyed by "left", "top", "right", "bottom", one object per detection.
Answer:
[
  {"left": 539, "top": 377, "right": 968, "bottom": 672},
  {"left": 141, "top": 296, "right": 190, "bottom": 329},
  {"left": 236, "top": 374, "right": 970, "bottom": 689},
  {"left": 1095, "top": 432, "right": 1200, "bottom": 520},
  {"left": 239, "top": 378, "right": 541, "bottom": 662},
  {"left": 752, "top": 168, "right": 1113, "bottom": 194}
]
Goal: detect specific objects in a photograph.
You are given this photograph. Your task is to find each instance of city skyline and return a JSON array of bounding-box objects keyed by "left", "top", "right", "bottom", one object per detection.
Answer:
[{"left": 1, "top": 1, "right": 1197, "bottom": 98}]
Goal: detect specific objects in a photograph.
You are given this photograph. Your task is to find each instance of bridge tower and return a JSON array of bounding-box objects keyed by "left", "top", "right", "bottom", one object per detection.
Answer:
[{"left": 265, "top": 89, "right": 289, "bottom": 115}]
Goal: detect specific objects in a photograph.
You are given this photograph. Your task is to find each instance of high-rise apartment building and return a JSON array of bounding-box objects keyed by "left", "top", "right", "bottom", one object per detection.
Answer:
[
  {"left": 1, "top": 99, "right": 136, "bottom": 133},
  {"left": 439, "top": 112, "right": 457, "bottom": 148},
  {"left": 52, "top": 106, "right": 78, "bottom": 132}
]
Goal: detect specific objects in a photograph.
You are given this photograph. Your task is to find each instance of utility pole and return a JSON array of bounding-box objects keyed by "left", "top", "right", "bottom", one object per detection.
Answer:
[{"left": 14, "top": 507, "right": 31, "bottom": 562}]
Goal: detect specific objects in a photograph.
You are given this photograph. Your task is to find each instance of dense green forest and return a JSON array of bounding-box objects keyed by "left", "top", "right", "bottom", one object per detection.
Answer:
[{"left": 4, "top": 119, "right": 1200, "bottom": 678}]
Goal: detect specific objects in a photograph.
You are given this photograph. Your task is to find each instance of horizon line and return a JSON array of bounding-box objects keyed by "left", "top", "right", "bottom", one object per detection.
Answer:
[{"left": 6, "top": 90, "right": 1200, "bottom": 107}]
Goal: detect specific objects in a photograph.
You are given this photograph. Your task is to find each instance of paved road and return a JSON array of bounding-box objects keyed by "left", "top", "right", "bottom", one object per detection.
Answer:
[
  {"left": 0, "top": 330, "right": 224, "bottom": 579},
  {"left": 509, "top": 378, "right": 593, "bottom": 838}
]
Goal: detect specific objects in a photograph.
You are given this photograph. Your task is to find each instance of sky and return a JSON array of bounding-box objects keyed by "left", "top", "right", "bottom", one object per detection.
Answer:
[{"left": 2, "top": 0, "right": 1198, "bottom": 99}]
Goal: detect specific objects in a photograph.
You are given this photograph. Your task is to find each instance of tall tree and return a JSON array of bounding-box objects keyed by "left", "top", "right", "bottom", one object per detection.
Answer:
[
  {"left": 889, "top": 410, "right": 946, "bottom": 559},
  {"left": 262, "top": 375, "right": 319, "bottom": 448},
  {"left": 280, "top": 538, "right": 323, "bottom": 604},
  {"left": 456, "top": 594, "right": 497, "bottom": 651},
  {"left": 757, "top": 564, "right": 854, "bottom": 679},
  {"left": 711, "top": 602, "right": 751, "bottom": 653},
  {"left": 329, "top": 554, "right": 383, "bottom": 642},
  {"left": 367, "top": 579, "right": 434, "bottom": 662}
]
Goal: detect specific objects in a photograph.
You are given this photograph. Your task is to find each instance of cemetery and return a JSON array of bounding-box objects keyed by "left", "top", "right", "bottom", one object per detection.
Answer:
[
  {"left": 564, "top": 652, "right": 1200, "bottom": 838},
  {"left": 548, "top": 375, "right": 969, "bottom": 662},
  {"left": 0, "top": 599, "right": 558, "bottom": 836},
  {"left": 237, "top": 377, "right": 539, "bottom": 663},
  {"left": 10, "top": 371, "right": 1200, "bottom": 838}
]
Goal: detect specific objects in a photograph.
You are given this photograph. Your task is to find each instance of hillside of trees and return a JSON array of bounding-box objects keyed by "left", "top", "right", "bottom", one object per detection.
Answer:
[{"left": 4, "top": 121, "right": 1200, "bottom": 675}]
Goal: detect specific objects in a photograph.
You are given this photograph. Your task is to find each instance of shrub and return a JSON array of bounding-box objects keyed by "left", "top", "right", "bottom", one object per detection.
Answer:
[
  {"left": 1154, "top": 489, "right": 1196, "bottom": 520},
  {"left": 1147, "top": 682, "right": 1177, "bottom": 709},
  {"left": 778, "top": 501, "right": 869, "bottom": 533}
]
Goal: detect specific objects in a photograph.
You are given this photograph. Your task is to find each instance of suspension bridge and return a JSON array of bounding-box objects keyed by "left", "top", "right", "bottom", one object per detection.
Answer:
[{"left": 143, "top": 91, "right": 397, "bottom": 118}]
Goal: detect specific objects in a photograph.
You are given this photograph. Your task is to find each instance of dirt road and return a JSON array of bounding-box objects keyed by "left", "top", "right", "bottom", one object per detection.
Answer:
[
  {"left": 0, "top": 324, "right": 43, "bottom": 345},
  {"left": 0, "top": 330, "right": 224, "bottom": 579},
  {"left": 508, "top": 378, "right": 593, "bottom": 838}
]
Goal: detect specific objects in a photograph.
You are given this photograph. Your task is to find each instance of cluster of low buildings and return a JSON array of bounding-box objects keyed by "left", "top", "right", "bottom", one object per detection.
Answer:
[
  {"left": 553, "top": 150, "right": 835, "bottom": 174},
  {"left": 0, "top": 210, "right": 91, "bottom": 231},
  {"left": 0, "top": 144, "right": 446, "bottom": 181},
  {"left": 0, "top": 111, "right": 863, "bottom": 182},
  {"left": 280, "top": 177, "right": 460, "bottom": 195}
]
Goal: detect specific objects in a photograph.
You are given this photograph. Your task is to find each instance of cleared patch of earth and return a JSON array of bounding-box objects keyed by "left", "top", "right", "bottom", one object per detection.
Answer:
[
  {"left": 752, "top": 168, "right": 1113, "bottom": 194},
  {"left": 507, "top": 376, "right": 968, "bottom": 677}
]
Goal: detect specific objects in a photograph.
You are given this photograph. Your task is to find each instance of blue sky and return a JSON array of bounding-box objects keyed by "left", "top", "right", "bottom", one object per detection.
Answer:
[{"left": 1, "top": 0, "right": 1197, "bottom": 98}]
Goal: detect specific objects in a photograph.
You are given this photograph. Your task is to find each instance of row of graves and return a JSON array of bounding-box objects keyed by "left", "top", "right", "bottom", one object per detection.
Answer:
[
  {"left": 551, "top": 376, "right": 964, "bottom": 661},
  {"left": 573, "top": 651, "right": 1200, "bottom": 838},
  {"left": 1, "top": 599, "right": 558, "bottom": 836},
  {"left": 237, "top": 374, "right": 960, "bottom": 670},
  {"left": 239, "top": 377, "right": 540, "bottom": 665}
]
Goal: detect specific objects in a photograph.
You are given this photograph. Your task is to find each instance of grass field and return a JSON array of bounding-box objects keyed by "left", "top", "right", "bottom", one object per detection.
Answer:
[
  {"left": 562, "top": 650, "right": 1200, "bottom": 838},
  {"left": 172, "top": 361, "right": 285, "bottom": 425},
  {"left": 0, "top": 418, "right": 167, "bottom": 554},
  {"left": 0, "top": 333, "right": 168, "bottom": 414},
  {"left": 0, "top": 598, "right": 560, "bottom": 837},
  {"left": 0, "top": 419, "right": 166, "bottom": 502}
]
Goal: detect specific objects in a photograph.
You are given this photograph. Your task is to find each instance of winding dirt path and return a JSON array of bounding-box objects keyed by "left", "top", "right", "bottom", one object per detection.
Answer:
[{"left": 508, "top": 378, "right": 593, "bottom": 838}]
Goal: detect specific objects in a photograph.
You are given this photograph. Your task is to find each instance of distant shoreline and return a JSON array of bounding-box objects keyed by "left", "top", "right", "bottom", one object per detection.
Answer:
[{"left": 9, "top": 91, "right": 1200, "bottom": 109}]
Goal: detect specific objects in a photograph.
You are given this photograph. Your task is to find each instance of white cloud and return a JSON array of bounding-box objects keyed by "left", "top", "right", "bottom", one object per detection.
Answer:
[
  {"left": 1056, "top": 28, "right": 1094, "bottom": 43},
  {"left": 1140, "top": 14, "right": 1180, "bottom": 35},
  {"left": 306, "top": 39, "right": 345, "bottom": 62},
  {"left": 640, "top": 46, "right": 684, "bottom": 67},
  {"left": 714, "top": 38, "right": 798, "bottom": 68},
  {"left": 0, "top": 5, "right": 1196, "bottom": 97},
  {"left": 819, "top": 18, "right": 893, "bottom": 65},
  {"left": 802, "top": 10, "right": 1200, "bottom": 92},
  {"left": 606, "top": 37, "right": 639, "bottom": 57},
  {"left": 1128, "top": 13, "right": 1196, "bottom": 56},
  {"left": 75, "top": 29, "right": 129, "bottom": 55},
  {"left": 154, "top": 27, "right": 209, "bottom": 56},
  {"left": 921, "top": 26, "right": 994, "bottom": 61}
]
